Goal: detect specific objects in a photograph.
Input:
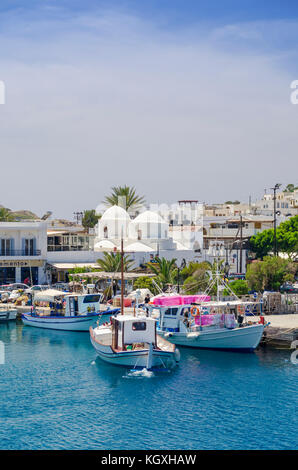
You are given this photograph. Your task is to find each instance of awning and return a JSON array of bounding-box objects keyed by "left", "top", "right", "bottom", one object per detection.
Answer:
[
  {"left": 71, "top": 272, "right": 156, "bottom": 280},
  {"left": 49, "top": 263, "right": 100, "bottom": 270},
  {"left": 34, "top": 289, "right": 66, "bottom": 302}
]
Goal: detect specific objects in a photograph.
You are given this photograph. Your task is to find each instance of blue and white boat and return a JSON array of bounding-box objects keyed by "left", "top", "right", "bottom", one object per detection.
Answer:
[{"left": 22, "top": 289, "right": 119, "bottom": 331}]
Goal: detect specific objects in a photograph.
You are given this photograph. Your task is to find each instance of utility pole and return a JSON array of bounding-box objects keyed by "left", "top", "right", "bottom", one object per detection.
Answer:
[
  {"left": 239, "top": 214, "right": 243, "bottom": 274},
  {"left": 121, "top": 237, "right": 124, "bottom": 315},
  {"left": 271, "top": 184, "right": 281, "bottom": 256}
]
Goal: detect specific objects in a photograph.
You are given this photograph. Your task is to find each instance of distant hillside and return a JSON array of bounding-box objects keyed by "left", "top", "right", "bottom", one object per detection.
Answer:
[
  {"left": 11, "top": 210, "right": 39, "bottom": 220},
  {"left": 0, "top": 207, "right": 39, "bottom": 221}
]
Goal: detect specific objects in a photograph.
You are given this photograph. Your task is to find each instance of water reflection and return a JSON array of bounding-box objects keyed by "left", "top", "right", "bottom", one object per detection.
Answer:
[{"left": 0, "top": 322, "right": 90, "bottom": 350}]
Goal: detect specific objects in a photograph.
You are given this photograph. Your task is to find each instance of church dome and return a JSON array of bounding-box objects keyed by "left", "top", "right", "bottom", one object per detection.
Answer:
[
  {"left": 129, "top": 210, "right": 168, "bottom": 240},
  {"left": 98, "top": 205, "right": 130, "bottom": 240},
  {"left": 101, "top": 205, "right": 131, "bottom": 222},
  {"left": 132, "top": 211, "right": 166, "bottom": 224}
]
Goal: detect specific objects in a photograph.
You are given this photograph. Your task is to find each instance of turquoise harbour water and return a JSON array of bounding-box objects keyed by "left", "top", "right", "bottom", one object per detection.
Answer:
[{"left": 0, "top": 322, "right": 297, "bottom": 450}]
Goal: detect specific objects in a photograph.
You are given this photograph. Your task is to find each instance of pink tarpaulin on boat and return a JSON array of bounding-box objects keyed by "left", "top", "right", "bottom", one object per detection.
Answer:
[
  {"left": 194, "top": 313, "right": 237, "bottom": 328},
  {"left": 152, "top": 294, "right": 210, "bottom": 306},
  {"left": 152, "top": 295, "right": 182, "bottom": 306},
  {"left": 181, "top": 295, "right": 210, "bottom": 304}
]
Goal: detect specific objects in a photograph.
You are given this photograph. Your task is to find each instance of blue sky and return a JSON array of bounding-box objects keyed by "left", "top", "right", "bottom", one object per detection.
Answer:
[
  {"left": 1, "top": 0, "right": 298, "bottom": 22},
  {"left": 0, "top": 1, "right": 298, "bottom": 217}
]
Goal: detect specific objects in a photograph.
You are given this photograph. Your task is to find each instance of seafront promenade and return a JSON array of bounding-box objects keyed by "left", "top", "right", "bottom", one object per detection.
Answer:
[{"left": 249, "top": 314, "right": 298, "bottom": 328}]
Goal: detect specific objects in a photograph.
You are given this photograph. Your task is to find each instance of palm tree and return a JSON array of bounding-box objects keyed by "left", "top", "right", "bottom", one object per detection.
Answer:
[
  {"left": 97, "top": 252, "right": 134, "bottom": 272},
  {"left": 147, "top": 257, "right": 177, "bottom": 291},
  {"left": 0, "top": 208, "right": 15, "bottom": 221},
  {"left": 103, "top": 186, "right": 145, "bottom": 211}
]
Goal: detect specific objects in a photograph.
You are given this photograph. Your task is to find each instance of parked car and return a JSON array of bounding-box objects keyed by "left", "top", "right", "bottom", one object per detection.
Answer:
[
  {"left": 52, "top": 282, "right": 69, "bottom": 292},
  {"left": 280, "top": 282, "right": 298, "bottom": 294},
  {"left": 24, "top": 285, "right": 50, "bottom": 295},
  {"left": 1, "top": 283, "right": 30, "bottom": 291}
]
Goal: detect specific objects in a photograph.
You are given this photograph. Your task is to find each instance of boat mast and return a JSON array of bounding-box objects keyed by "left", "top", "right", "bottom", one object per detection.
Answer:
[
  {"left": 121, "top": 237, "right": 124, "bottom": 315},
  {"left": 216, "top": 259, "right": 220, "bottom": 302}
]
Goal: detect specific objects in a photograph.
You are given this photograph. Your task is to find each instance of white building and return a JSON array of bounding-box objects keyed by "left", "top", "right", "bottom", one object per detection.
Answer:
[
  {"left": 95, "top": 205, "right": 202, "bottom": 267},
  {"left": 0, "top": 221, "right": 47, "bottom": 285},
  {"left": 253, "top": 189, "right": 298, "bottom": 217}
]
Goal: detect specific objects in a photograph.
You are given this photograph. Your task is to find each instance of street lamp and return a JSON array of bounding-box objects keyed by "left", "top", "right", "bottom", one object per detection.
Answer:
[{"left": 270, "top": 184, "right": 281, "bottom": 256}]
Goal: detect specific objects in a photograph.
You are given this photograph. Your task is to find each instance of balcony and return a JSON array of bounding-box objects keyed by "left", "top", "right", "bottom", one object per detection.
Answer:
[
  {"left": 47, "top": 246, "right": 91, "bottom": 252},
  {"left": 0, "top": 249, "right": 42, "bottom": 257}
]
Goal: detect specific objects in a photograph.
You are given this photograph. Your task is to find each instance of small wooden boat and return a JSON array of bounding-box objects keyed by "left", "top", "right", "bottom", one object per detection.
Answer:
[
  {"left": 22, "top": 289, "right": 119, "bottom": 331},
  {"left": 90, "top": 314, "right": 180, "bottom": 369}
]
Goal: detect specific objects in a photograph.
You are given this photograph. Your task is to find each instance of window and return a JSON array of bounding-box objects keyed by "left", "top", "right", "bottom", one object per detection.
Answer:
[
  {"left": 1, "top": 239, "right": 13, "bottom": 255},
  {"left": 24, "top": 238, "right": 35, "bottom": 255},
  {"left": 104, "top": 226, "right": 108, "bottom": 239},
  {"left": 165, "top": 308, "right": 178, "bottom": 316},
  {"left": 132, "top": 322, "right": 147, "bottom": 331},
  {"left": 83, "top": 295, "right": 101, "bottom": 303}
]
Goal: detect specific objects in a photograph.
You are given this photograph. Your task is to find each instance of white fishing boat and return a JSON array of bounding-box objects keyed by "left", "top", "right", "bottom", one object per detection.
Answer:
[
  {"left": 90, "top": 314, "right": 180, "bottom": 369},
  {"left": 0, "top": 307, "right": 17, "bottom": 322},
  {"left": 149, "top": 300, "right": 264, "bottom": 351},
  {"left": 148, "top": 266, "right": 265, "bottom": 352},
  {"left": 22, "top": 289, "right": 120, "bottom": 331}
]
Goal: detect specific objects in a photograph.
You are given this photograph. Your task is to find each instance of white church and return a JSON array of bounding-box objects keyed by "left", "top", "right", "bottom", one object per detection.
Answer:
[{"left": 94, "top": 205, "right": 203, "bottom": 267}]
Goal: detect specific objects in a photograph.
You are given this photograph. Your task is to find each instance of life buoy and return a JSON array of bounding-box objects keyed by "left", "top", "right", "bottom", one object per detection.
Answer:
[{"left": 190, "top": 306, "right": 200, "bottom": 317}]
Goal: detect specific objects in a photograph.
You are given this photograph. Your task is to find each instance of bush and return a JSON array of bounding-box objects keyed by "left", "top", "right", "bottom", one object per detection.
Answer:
[
  {"left": 246, "top": 256, "right": 295, "bottom": 292},
  {"left": 223, "top": 279, "right": 248, "bottom": 296},
  {"left": 133, "top": 276, "right": 158, "bottom": 294}
]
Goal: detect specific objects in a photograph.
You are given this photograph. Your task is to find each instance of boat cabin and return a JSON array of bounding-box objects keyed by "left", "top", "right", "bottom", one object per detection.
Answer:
[
  {"left": 111, "top": 315, "right": 157, "bottom": 351},
  {"left": 149, "top": 301, "right": 253, "bottom": 332},
  {"left": 33, "top": 289, "right": 102, "bottom": 317},
  {"left": 64, "top": 294, "right": 102, "bottom": 316}
]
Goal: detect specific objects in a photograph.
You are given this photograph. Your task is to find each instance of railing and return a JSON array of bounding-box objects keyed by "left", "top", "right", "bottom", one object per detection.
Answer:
[
  {"left": 47, "top": 246, "right": 91, "bottom": 252},
  {"left": 0, "top": 249, "right": 41, "bottom": 256}
]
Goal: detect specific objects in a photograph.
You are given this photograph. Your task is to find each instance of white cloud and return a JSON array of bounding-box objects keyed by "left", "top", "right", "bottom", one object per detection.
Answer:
[{"left": 0, "top": 10, "right": 297, "bottom": 217}]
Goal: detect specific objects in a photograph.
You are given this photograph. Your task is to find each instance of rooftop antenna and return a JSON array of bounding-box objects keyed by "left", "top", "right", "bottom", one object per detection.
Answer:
[
  {"left": 41, "top": 211, "right": 52, "bottom": 220},
  {"left": 73, "top": 211, "right": 83, "bottom": 225}
]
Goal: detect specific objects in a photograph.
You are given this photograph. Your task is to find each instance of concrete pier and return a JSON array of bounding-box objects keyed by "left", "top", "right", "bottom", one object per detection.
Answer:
[{"left": 248, "top": 314, "right": 298, "bottom": 348}]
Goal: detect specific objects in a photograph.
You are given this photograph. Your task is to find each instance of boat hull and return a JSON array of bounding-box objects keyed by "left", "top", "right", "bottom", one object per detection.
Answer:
[
  {"left": 90, "top": 331, "right": 179, "bottom": 369},
  {"left": 159, "top": 324, "right": 265, "bottom": 351},
  {"left": 22, "top": 309, "right": 119, "bottom": 332},
  {"left": 0, "top": 309, "right": 17, "bottom": 321}
]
